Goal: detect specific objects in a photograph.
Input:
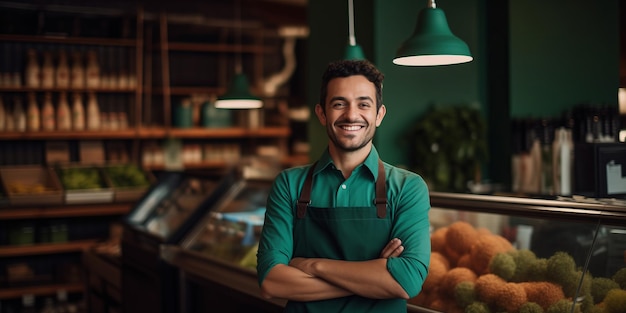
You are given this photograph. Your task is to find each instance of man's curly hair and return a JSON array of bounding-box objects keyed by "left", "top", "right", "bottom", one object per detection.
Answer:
[{"left": 319, "top": 59, "right": 384, "bottom": 112}]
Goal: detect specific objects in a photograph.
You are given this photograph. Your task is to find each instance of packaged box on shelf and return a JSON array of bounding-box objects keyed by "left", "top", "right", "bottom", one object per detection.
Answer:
[
  {"left": 55, "top": 164, "right": 114, "bottom": 204},
  {"left": 0, "top": 166, "right": 64, "bottom": 206},
  {"left": 100, "top": 163, "right": 155, "bottom": 202}
]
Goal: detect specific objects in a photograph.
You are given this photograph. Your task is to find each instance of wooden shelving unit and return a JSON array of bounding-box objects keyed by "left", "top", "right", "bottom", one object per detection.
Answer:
[
  {"left": 0, "top": 283, "right": 84, "bottom": 300},
  {"left": 0, "top": 239, "right": 98, "bottom": 258},
  {"left": 0, "top": 203, "right": 133, "bottom": 220}
]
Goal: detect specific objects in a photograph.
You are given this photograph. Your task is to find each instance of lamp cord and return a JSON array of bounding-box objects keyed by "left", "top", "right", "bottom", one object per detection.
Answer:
[
  {"left": 348, "top": 0, "right": 356, "bottom": 46},
  {"left": 234, "top": 0, "right": 242, "bottom": 74}
]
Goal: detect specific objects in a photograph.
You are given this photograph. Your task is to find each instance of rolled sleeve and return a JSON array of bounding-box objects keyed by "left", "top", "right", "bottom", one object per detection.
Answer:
[
  {"left": 256, "top": 169, "right": 302, "bottom": 286},
  {"left": 386, "top": 170, "right": 431, "bottom": 297}
]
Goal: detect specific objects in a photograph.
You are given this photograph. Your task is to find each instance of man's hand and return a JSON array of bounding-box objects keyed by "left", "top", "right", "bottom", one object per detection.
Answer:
[{"left": 380, "top": 238, "right": 404, "bottom": 258}]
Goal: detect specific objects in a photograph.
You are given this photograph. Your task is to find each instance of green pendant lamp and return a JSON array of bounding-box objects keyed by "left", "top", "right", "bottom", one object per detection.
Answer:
[
  {"left": 393, "top": 0, "right": 472, "bottom": 66},
  {"left": 214, "top": 0, "right": 263, "bottom": 109},
  {"left": 343, "top": 0, "right": 366, "bottom": 60}
]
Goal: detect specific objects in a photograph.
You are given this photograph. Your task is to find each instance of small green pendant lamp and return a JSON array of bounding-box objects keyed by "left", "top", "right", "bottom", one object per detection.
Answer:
[
  {"left": 393, "top": 0, "right": 472, "bottom": 66},
  {"left": 343, "top": 0, "right": 366, "bottom": 60},
  {"left": 214, "top": 70, "right": 263, "bottom": 109},
  {"left": 214, "top": 0, "right": 263, "bottom": 109}
]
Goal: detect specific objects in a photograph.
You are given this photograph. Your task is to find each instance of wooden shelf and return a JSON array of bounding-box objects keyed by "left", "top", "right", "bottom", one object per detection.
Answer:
[
  {"left": 165, "top": 42, "right": 270, "bottom": 53},
  {"left": 0, "top": 34, "right": 136, "bottom": 47},
  {"left": 0, "top": 240, "right": 99, "bottom": 258},
  {"left": 0, "top": 86, "right": 136, "bottom": 93},
  {"left": 154, "top": 86, "right": 224, "bottom": 95},
  {"left": 167, "top": 127, "right": 290, "bottom": 139},
  {"left": 0, "top": 282, "right": 84, "bottom": 300},
  {"left": 0, "top": 127, "right": 290, "bottom": 140},
  {"left": 0, "top": 129, "right": 137, "bottom": 140},
  {"left": 0, "top": 203, "right": 133, "bottom": 220}
]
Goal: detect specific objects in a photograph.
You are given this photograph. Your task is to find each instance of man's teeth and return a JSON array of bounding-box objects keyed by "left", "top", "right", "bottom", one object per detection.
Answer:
[{"left": 342, "top": 125, "right": 362, "bottom": 131}]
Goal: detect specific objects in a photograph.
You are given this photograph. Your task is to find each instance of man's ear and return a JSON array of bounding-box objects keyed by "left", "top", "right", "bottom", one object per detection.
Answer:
[
  {"left": 376, "top": 104, "right": 386, "bottom": 127},
  {"left": 315, "top": 103, "right": 326, "bottom": 126}
]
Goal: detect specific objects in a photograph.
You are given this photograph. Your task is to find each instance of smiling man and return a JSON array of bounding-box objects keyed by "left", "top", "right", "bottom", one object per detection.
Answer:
[{"left": 256, "top": 59, "right": 431, "bottom": 313}]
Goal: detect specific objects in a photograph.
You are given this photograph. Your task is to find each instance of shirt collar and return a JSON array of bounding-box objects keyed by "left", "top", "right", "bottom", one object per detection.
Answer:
[{"left": 314, "top": 146, "right": 380, "bottom": 179}]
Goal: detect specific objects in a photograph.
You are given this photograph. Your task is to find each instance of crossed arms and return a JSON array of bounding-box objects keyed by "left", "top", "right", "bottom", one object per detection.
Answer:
[{"left": 260, "top": 238, "right": 409, "bottom": 302}]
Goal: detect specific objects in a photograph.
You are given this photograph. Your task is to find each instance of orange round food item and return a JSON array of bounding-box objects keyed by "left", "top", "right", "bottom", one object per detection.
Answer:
[
  {"left": 456, "top": 253, "right": 472, "bottom": 269},
  {"left": 470, "top": 234, "right": 514, "bottom": 275},
  {"left": 494, "top": 283, "right": 527, "bottom": 313},
  {"left": 431, "top": 226, "right": 448, "bottom": 253},
  {"left": 519, "top": 281, "right": 565, "bottom": 310},
  {"left": 475, "top": 274, "right": 507, "bottom": 306},
  {"left": 440, "top": 267, "right": 477, "bottom": 297},
  {"left": 424, "top": 255, "right": 448, "bottom": 291},
  {"left": 446, "top": 221, "right": 478, "bottom": 255},
  {"left": 431, "top": 251, "right": 450, "bottom": 269}
]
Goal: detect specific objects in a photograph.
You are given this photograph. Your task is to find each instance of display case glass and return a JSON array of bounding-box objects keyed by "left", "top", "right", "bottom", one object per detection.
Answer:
[
  {"left": 407, "top": 192, "right": 626, "bottom": 313},
  {"left": 124, "top": 171, "right": 232, "bottom": 243},
  {"left": 179, "top": 177, "right": 272, "bottom": 269}
]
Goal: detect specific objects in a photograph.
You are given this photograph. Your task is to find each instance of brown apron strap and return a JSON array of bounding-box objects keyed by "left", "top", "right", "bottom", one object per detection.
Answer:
[
  {"left": 375, "top": 159, "right": 387, "bottom": 218},
  {"left": 296, "top": 162, "right": 316, "bottom": 218},
  {"left": 296, "top": 160, "right": 387, "bottom": 219}
]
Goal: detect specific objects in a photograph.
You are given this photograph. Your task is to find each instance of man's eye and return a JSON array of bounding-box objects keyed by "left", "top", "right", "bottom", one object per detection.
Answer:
[
  {"left": 359, "top": 102, "right": 372, "bottom": 108},
  {"left": 332, "top": 102, "right": 346, "bottom": 108}
]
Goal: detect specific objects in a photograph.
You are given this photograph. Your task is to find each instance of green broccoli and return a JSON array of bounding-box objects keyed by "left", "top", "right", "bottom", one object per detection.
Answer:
[
  {"left": 546, "top": 252, "right": 576, "bottom": 285},
  {"left": 591, "top": 277, "right": 619, "bottom": 304},
  {"left": 454, "top": 281, "right": 476, "bottom": 308},
  {"left": 527, "top": 258, "right": 548, "bottom": 281},
  {"left": 466, "top": 301, "right": 492, "bottom": 313},
  {"left": 510, "top": 249, "right": 537, "bottom": 282},
  {"left": 603, "top": 289, "right": 626, "bottom": 313},
  {"left": 489, "top": 252, "right": 516, "bottom": 281},
  {"left": 612, "top": 267, "right": 626, "bottom": 289},
  {"left": 519, "top": 302, "right": 544, "bottom": 313},
  {"left": 546, "top": 299, "right": 579, "bottom": 313}
]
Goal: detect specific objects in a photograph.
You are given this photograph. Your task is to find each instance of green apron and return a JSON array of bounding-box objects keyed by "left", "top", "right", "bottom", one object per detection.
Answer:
[{"left": 286, "top": 160, "right": 406, "bottom": 313}]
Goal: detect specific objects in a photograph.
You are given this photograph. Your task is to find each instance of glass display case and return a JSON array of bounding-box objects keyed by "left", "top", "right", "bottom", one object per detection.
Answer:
[{"left": 159, "top": 182, "right": 626, "bottom": 313}]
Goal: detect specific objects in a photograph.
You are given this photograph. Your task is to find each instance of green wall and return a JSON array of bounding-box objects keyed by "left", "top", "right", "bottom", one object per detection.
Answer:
[
  {"left": 510, "top": 0, "right": 619, "bottom": 117},
  {"left": 307, "top": 0, "right": 620, "bottom": 184}
]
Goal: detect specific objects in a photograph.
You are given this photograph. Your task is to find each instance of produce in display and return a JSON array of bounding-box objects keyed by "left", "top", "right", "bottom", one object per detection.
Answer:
[
  {"left": 58, "top": 167, "right": 103, "bottom": 189},
  {"left": 410, "top": 221, "right": 626, "bottom": 313},
  {"left": 5, "top": 182, "right": 50, "bottom": 194},
  {"left": 103, "top": 164, "right": 150, "bottom": 188}
]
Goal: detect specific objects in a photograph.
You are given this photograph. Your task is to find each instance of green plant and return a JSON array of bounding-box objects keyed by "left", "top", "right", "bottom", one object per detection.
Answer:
[{"left": 409, "top": 104, "right": 488, "bottom": 192}]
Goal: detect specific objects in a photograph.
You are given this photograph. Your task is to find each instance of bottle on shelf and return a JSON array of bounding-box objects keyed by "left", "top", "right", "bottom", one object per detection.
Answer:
[
  {"left": 14, "top": 96, "right": 26, "bottom": 132},
  {"left": 21, "top": 294, "right": 36, "bottom": 313},
  {"left": 57, "top": 92, "right": 71, "bottom": 131},
  {"left": 41, "top": 51, "right": 55, "bottom": 89},
  {"left": 42, "top": 92, "right": 56, "bottom": 131},
  {"left": 56, "top": 289, "right": 69, "bottom": 313},
  {"left": 85, "top": 50, "right": 101, "bottom": 89},
  {"left": 86, "top": 92, "right": 100, "bottom": 130},
  {"left": 55, "top": 51, "right": 70, "bottom": 89},
  {"left": 27, "top": 92, "right": 40, "bottom": 131},
  {"left": 71, "top": 92, "right": 84, "bottom": 130},
  {"left": 70, "top": 51, "right": 85, "bottom": 89},
  {"left": 25, "top": 49, "right": 40, "bottom": 88}
]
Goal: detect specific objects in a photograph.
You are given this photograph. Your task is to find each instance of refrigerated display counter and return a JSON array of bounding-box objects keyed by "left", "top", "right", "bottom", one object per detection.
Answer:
[
  {"left": 161, "top": 188, "right": 626, "bottom": 313},
  {"left": 121, "top": 170, "right": 233, "bottom": 313}
]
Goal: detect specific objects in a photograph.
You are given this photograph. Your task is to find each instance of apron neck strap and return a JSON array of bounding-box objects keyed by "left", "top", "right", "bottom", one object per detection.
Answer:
[{"left": 296, "top": 160, "right": 387, "bottom": 219}]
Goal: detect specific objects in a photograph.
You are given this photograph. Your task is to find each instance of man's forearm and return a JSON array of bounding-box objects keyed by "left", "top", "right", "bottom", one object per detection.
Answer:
[
  {"left": 291, "top": 258, "right": 409, "bottom": 299},
  {"left": 261, "top": 264, "right": 352, "bottom": 301}
]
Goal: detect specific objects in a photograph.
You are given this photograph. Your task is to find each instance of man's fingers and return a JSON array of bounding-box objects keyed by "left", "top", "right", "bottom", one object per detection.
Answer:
[{"left": 380, "top": 238, "right": 403, "bottom": 258}]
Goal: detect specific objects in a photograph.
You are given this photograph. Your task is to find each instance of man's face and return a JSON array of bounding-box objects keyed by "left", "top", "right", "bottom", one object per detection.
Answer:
[{"left": 315, "top": 75, "right": 386, "bottom": 153}]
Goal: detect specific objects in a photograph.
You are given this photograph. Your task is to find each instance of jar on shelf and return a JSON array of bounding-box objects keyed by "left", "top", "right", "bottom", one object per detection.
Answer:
[
  {"left": 174, "top": 98, "right": 193, "bottom": 128},
  {"left": 55, "top": 50, "right": 70, "bottom": 88},
  {"left": 57, "top": 92, "right": 71, "bottom": 131},
  {"left": 14, "top": 96, "right": 26, "bottom": 132},
  {"left": 25, "top": 49, "right": 40, "bottom": 88}
]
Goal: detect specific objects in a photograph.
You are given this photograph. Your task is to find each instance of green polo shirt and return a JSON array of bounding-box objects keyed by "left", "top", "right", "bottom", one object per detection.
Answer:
[{"left": 257, "top": 146, "right": 431, "bottom": 312}]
